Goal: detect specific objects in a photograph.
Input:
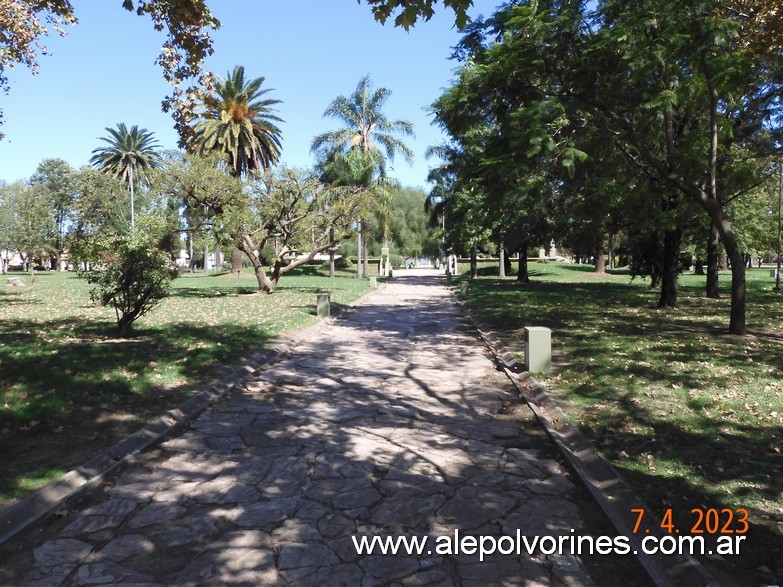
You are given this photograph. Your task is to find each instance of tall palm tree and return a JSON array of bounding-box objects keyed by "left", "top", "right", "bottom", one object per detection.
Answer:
[
  {"left": 189, "top": 65, "right": 283, "bottom": 177},
  {"left": 311, "top": 74, "right": 414, "bottom": 177},
  {"left": 311, "top": 75, "right": 413, "bottom": 276},
  {"left": 90, "top": 123, "right": 162, "bottom": 228},
  {"left": 316, "top": 148, "right": 395, "bottom": 277}
]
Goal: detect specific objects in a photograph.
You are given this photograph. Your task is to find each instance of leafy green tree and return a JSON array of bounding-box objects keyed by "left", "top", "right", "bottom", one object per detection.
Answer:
[
  {"left": 0, "top": 181, "right": 57, "bottom": 270},
  {"left": 425, "top": 143, "right": 493, "bottom": 278},
  {"left": 434, "top": 0, "right": 783, "bottom": 334},
  {"left": 149, "top": 152, "right": 245, "bottom": 269},
  {"left": 152, "top": 156, "right": 373, "bottom": 294},
  {"left": 387, "top": 186, "right": 440, "bottom": 259},
  {"left": 430, "top": 13, "right": 573, "bottom": 283},
  {"left": 360, "top": 0, "right": 473, "bottom": 28},
  {"left": 29, "top": 158, "right": 77, "bottom": 270},
  {"left": 236, "top": 167, "right": 375, "bottom": 294},
  {"left": 188, "top": 65, "right": 283, "bottom": 177},
  {"left": 70, "top": 167, "right": 133, "bottom": 258},
  {"left": 82, "top": 226, "right": 173, "bottom": 337},
  {"left": 90, "top": 123, "right": 163, "bottom": 228}
]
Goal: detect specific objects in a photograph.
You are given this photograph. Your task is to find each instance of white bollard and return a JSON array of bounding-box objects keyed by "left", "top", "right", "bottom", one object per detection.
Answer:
[
  {"left": 525, "top": 326, "right": 551, "bottom": 374},
  {"left": 316, "top": 293, "right": 330, "bottom": 317}
]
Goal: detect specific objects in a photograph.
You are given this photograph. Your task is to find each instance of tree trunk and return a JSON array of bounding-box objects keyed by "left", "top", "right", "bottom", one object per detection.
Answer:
[
  {"left": 609, "top": 233, "right": 615, "bottom": 270},
  {"left": 118, "top": 314, "right": 133, "bottom": 338},
  {"left": 238, "top": 236, "right": 276, "bottom": 294},
  {"left": 356, "top": 218, "right": 362, "bottom": 279},
  {"left": 253, "top": 265, "right": 276, "bottom": 294},
  {"left": 329, "top": 226, "right": 335, "bottom": 278},
  {"left": 517, "top": 242, "right": 530, "bottom": 283},
  {"left": 363, "top": 234, "right": 369, "bottom": 278},
  {"left": 727, "top": 246, "right": 746, "bottom": 334},
  {"left": 498, "top": 243, "right": 506, "bottom": 278},
  {"left": 702, "top": 200, "right": 745, "bottom": 334},
  {"left": 470, "top": 245, "right": 478, "bottom": 279},
  {"left": 188, "top": 235, "right": 194, "bottom": 272},
  {"left": 706, "top": 223, "right": 720, "bottom": 298},
  {"left": 594, "top": 234, "right": 608, "bottom": 273},
  {"left": 658, "top": 227, "right": 681, "bottom": 308},
  {"left": 129, "top": 165, "right": 135, "bottom": 229},
  {"left": 230, "top": 248, "right": 243, "bottom": 276},
  {"left": 213, "top": 246, "right": 221, "bottom": 272}
]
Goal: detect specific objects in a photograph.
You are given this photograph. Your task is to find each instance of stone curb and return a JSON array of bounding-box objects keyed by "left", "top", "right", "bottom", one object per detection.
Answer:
[
  {"left": 451, "top": 283, "right": 721, "bottom": 587},
  {"left": 0, "top": 279, "right": 384, "bottom": 549}
]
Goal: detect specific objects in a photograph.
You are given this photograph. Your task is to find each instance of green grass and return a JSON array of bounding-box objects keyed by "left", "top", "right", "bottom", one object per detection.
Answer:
[
  {"left": 0, "top": 265, "right": 374, "bottom": 505},
  {"left": 457, "top": 262, "right": 783, "bottom": 577}
]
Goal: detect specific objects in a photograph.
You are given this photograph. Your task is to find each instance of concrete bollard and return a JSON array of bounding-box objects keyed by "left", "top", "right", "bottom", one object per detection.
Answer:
[
  {"left": 459, "top": 281, "right": 468, "bottom": 295},
  {"left": 316, "top": 293, "right": 330, "bottom": 317},
  {"left": 525, "top": 326, "right": 551, "bottom": 374},
  {"left": 771, "top": 269, "right": 778, "bottom": 278},
  {"left": 369, "top": 276, "right": 378, "bottom": 288}
]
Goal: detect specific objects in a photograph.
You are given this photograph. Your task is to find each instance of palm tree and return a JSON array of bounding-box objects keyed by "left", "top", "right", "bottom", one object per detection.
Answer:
[
  {"left": 311, "top": 74, "right": 414, "bottom": 176},
  {"left": 90, "top": 123, "right": 162, "bottom": 228},
  {"left": 316, "top": 148, "right": 395, "bottom": 277},
  {"left": 311, "top": 75, "right": 413, "bottom": 276},
  {"left": 189, "top": 65, "right": 283, "bottom": 177}
]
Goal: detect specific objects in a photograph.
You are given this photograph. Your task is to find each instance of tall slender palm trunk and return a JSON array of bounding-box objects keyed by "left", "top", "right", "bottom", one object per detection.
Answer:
[{"left": 129, "top": 165, "right": 135, "bottom": 229}]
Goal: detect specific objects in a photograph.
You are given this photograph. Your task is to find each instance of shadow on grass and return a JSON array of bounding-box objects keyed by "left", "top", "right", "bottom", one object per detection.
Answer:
[
  {"left": 0, "top": 317, "right": 273, "bottom": 503},
  {"left": 460, "top": 275, "right": 783, "bottom": 579},
  {"left": 169, "top": 286, "right": 260, "bottom": 298}
]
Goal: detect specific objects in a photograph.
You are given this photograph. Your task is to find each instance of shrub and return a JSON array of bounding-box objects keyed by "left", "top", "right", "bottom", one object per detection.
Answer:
[
  {"left": 334, "top": 255, "right": 353, "bottom": 270},
  {"left": 83, "top": 232, "right": 173, "bottom": 337}
]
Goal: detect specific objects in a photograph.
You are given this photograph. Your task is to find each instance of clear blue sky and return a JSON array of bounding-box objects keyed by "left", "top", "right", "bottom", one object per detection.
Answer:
[{"left": 0, "top": 0, "right": 499, "bottom": 189}]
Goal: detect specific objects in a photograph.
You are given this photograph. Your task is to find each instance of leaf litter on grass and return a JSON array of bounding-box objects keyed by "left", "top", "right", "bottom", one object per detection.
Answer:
[
  {"left": 461, "top": 264, "right": 783, "bottom": 583},
  {"left": 0, "top": 267, "right": 370, "bottom": 506}
]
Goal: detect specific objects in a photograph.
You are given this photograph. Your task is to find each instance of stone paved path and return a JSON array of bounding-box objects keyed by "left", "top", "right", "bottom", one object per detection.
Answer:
[{"left": 3, "top": 271, "right": 600, "bottom": 586}]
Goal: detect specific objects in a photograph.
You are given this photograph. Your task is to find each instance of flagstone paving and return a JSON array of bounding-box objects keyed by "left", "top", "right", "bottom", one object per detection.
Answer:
[{"left": 1, "top": 270, "right": 608, "bottom": 586}]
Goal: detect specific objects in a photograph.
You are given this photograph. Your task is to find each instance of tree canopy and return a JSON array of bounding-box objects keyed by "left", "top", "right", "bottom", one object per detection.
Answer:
[
  {"left": 188, "top": 65, "right": 283, "bottom": 177},
  {"left": 430, "top": 0, "right": 783, "bottom": 334}
]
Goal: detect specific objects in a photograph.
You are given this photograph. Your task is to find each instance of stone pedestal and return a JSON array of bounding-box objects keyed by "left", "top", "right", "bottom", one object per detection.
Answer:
[
  {"left": 459, "top": 281, "right": 468, "bottom": 295},
  {"left": 525, "top": 327, "right": 551, "bottom": 374},
  {"left": 316, "top": 293, "right": 330, "bottom": 317},
  {"left": 369, "top": 276, "right": 378, "bottom": 288}
]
